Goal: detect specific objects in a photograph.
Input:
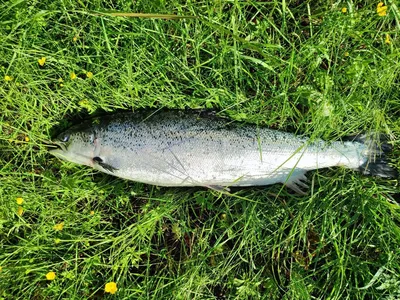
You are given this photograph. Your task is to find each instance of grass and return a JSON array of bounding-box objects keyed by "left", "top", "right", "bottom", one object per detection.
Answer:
[{"left": 1, "top": 0, "right": 400, "bottom": 298}]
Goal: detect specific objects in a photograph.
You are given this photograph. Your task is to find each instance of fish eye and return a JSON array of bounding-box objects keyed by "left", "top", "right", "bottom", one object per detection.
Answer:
[{"left": 60, "top": 134, "right": 70, "bottom": 143}]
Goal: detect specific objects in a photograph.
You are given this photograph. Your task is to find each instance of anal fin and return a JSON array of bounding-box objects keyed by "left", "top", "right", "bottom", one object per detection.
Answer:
[{"left": 284, "top": 169, "right": 309, "bottom": 195}]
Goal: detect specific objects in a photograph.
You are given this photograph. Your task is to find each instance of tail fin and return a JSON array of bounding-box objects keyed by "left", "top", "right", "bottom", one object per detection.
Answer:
[
  {"left": 344, "top": 134, "right": 398, "bottom": 179},
  {"left": 360, "top": 157, "right": 398, "bottom": 178}
]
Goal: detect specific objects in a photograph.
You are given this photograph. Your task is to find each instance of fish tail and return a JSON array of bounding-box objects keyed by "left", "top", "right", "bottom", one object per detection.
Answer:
[{"left": 345, "top": 134, "right": 398, "bottom": 179}]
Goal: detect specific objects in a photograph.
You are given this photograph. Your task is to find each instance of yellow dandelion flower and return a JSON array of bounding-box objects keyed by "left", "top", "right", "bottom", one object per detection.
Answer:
[
  {"left": 377, "top": 2, "right": 388, "bottom": 16},
  {"left": 73, "top": 36, "right": 78, "bottom": 42},
  {"left": 38, "top": 57, "right": 46, "bottom": 66},
  {"left": 341, "top": 7, "right": 347, "bottom": 13},
  {"left": 79, "top": 99, "right": 90, "bottom": 107},
  {"left": 16, "top": 197, "right": 24, "bottom": 205},
  {"left": 90, "top": 210, "right": 95, "bottom": 215},
  {"left": 25, "top": 136, "right": 30, "bottom": 142},
  {"left": 17, "top": 206, "right": 23, "bottom": 216},
  {"left": 46, "top": 271, "right": 56, "bottom": 280},
  {"left": 385, "top": 34, "right": 391, "bottom": 44},
  {"left": 344, "top": 51, "right": 349, "bottom": 57},
  {"left": 4, "top": 75, "right": 13, "bottom": 81},
  {"left": 78, "top": 99, "right": 95, "bottom": 113},
  {"left": 54, "top": 222, "right": 64, "bottom": 231},
  {"left": 105, "top": 282, "right": 118, "bottom": 294},
  {"left": 60, "top": 83, "right": 64, "bottom": 87},
  {"left": 70, "top": 72, "right": 77, "bottom": 80},
  {"left": 86, "top": 71, "right": 93, "bottom": 78}
]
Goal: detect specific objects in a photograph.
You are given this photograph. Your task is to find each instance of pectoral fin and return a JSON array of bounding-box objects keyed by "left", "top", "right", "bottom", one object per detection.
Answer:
[{"left": 93, "top": 156, "right": 118, "bottom": 173}]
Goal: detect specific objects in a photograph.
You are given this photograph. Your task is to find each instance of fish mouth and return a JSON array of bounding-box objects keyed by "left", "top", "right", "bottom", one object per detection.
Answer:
[{"left": 46, "top": 141, "right": 67, "bottom": 156}]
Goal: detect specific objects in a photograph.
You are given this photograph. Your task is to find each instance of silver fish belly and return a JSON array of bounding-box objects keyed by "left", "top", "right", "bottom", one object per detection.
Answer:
[{"left": 49, "top": 110, "right": 396, "bottom": 192}]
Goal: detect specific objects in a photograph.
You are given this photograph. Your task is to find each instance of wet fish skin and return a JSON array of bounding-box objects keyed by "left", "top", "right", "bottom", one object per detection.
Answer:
[{"left": 49, "top": 110, "right": 397, "bottom": 192}]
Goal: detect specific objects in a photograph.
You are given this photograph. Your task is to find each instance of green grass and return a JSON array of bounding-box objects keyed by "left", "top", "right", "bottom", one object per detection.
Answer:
[{"left": 1, "top": 0, "right": 400, "bottom": 298}]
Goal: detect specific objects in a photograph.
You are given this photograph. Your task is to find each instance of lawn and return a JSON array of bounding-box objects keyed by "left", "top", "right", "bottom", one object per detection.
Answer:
[{"left": 1, "top": 0, "right": 400, "bottom": 299}]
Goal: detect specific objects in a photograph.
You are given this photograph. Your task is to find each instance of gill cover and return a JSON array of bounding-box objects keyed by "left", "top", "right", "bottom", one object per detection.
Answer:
[{"left": 49, "top": 121, "right": 97, "bottom": 167}]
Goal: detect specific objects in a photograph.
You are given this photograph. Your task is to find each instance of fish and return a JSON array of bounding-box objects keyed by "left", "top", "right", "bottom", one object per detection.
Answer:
[{"left": 49, "top": 110, "right": 398, "bottom": 193}]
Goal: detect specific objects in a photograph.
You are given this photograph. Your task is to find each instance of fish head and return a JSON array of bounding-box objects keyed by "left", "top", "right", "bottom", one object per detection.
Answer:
[{"left": 49, "top": 124, "right": 96, "bottom": 167}]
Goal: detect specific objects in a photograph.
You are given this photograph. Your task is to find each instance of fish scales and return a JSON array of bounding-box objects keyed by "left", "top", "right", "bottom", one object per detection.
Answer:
[{"left": 50, "top": 110, "right": 397, "bottom": 192}]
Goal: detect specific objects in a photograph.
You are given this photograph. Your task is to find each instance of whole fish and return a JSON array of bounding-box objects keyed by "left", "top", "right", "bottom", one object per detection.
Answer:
[{"left": 50, "top": 110, "right": 397, "bottom": 193}]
